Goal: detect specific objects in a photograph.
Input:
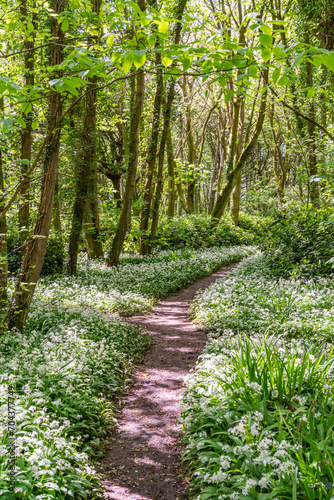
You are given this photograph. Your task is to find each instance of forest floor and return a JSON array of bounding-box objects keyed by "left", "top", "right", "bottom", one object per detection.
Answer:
[{"left": 99, "top": 263, "right": 237, "bottom": 500}]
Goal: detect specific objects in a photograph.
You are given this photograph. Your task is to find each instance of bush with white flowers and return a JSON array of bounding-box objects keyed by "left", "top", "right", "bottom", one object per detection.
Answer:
[
  {"left": 182, "top": 254, "right": 334, "bottom": 499},
  {"left": 1, "top": 246, "right": 252, "bottom": 498}
]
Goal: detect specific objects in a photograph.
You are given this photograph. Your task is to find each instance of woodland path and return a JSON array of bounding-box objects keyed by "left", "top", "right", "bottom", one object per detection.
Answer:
[{"left": 99, "top": 263, "right": 237, "bottom": 500}]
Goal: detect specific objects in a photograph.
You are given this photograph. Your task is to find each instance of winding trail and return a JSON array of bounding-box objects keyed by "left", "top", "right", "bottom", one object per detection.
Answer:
[{"left": 99, "top": 264, "right": 236, "bottom": 500}]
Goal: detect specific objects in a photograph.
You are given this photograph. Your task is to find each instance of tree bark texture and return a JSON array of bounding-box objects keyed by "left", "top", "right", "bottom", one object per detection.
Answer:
[
  {"left": 67, "top": 0, "right": 103, "bottom": 274},
  {"left": 0, "top": 98, "right": 7, "bottom": 308},
  {"left": 166, "top": 125, "right": 176, "bottom": 217},
  {"left": 8, "top": 0, "right": 66, "bottom": 331},
  {"left": 139, "top": 48, "right": 163, "bottom": 254},
  {"left": 19, "top": 1, "right": 36, "bottom": 253},
  {"left": 107, "top": 68, "right": 145, "bottom": 265},
  {"left": 147, "top": 0, "right": 188, "bottom": 250},
  {"left": 211, "top": 69, "right": 269, "bottom": 223}
]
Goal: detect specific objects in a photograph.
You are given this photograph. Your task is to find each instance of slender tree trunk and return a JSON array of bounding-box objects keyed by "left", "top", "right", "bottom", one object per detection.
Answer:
[
  {"left": 0, "top": 98, "right": 7, "bottom": 308},
  {"left": 176, "top": 181, "right": 188, "bottom": 213},
  {"left": 8, "top": 0, "right": 66, "bottom": 331},
  {"left": 145, "top": 0, "right": 188, "bottom": 252},
  {"left": 109, "top": 172, "right": 122, "bottom": 208},
  {"left": 211, "top": 70, "right": 269, "bottom": 223},
  {"left": 231, "top": 171, "right": 242, "bottom": 224},
  {"left": 166, "top": 125, "right": 176, "bottom": 217},
  {"left": 306, "top": 58, "right": 319, "bottom": 207},
  {"left": 231, "top": 100, "right": 245, "bottom": 225},
  {"left": 184, "top": 97, "right": 196, "bottom": 214},
  {"left": 19, "top": 1, "right": 35, "bottom": 254},
  {"left": 67, "top": 0, "right": 103, "bottom": 274},
  {"left": 107, "top": 66, "right": 146, "bottom": 265},
  {"left": 52, "top": 175, "right": 63, "bottom": 234},
  {"left": 139, "top": 48, "right": 163, "bottom": 254}
]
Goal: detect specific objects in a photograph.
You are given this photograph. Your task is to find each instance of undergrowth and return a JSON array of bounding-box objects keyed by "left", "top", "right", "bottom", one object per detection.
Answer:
[{"left": 182, "top": 253, "right": 334, "bottom": 500}]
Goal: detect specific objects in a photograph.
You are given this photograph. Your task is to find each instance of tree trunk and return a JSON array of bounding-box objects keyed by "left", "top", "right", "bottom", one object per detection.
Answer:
[
  {"left": 231, "top": 170, "right": 241, "bottom": 225},
  {"left": 166, "top": 125, "right": 176, "bottom": 217},
  {"left": 306, "top": 58, "right": 319, "bottom": 207},
  {"left": 146, "top": 0, "right": 188, "bottom": 252},
  {"left": 19, "top": 1, "right": 35, "bottom": 254},
  {"left": 0, "top": 98, "right": 7, "bottom": 308},
  {"left": 52, "top": 174, "right": 63, "bottom": 243},
  {"left": 107, "top": 67, "right": 145, "bottom": 265},
  {"left": 211, "top": 70, "right": 269, "bottom": 223},
  {"left": 8, "top": 0, "right": 66, "bottom": 331},
  {"left": 139, "top": 48, "right": 163, "bottom": 254},
  {"left": 67, "top": 0, "right": 103, "bottom": 274},
  {"left": 231, "top": 99, "right": 245, "bottom": 225}
]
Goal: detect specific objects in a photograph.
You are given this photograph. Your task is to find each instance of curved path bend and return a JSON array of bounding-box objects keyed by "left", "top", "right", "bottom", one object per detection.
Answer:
[{"left": 100, "top": 264, "right": 236, "bottom": 500}]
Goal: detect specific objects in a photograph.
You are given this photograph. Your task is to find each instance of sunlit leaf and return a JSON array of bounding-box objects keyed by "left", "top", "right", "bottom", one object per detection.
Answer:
[{"left": 259, "top": 33, "right": 273, "bottom": 47}]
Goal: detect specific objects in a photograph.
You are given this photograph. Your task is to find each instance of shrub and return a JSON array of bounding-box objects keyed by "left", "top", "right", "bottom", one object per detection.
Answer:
[
  {"left": 261, "top": 206, "right": 334, "bottom": 277},
  {"left": 7, "top": 232, "right": 65, "bottom": 276},
  {"left": 41, "top": 233, "right": 65, "bottom": 276},
  {"left": 153, "top": 214, "right": 255, "bottom": 250},
  {"left": 182, "top": 254, "right": 334, "bottom": 499},
  {"left": 182, "top": 335, "right": 334, "bottom": 500}
]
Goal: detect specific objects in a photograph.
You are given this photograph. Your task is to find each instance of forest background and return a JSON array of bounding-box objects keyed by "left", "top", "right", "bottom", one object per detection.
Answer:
[{"left": 0, "top": 0, "right": 334, "bottom": 331}]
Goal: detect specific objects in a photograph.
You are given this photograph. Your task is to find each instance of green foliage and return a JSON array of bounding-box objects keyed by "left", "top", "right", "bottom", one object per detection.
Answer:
[
  {"left": 7, "top": 232, "right": 21, "bottom": 275},
  {"left": 191, "top": 253, "right": 334, "bottom": 341},
  {"left": 41, "top": 233, "right": 65, "bottom": 276},
  {"left": 182, "top": 334, "right": 334, "bottom": 500},
  {"left": 182, "top": 254, "right": 334, "bottom": 500},
  {"left": 153, "top": 214, "right": 256, "bottom": 250},
  {"left": 0, "top": 247, "right": 252, "bottom": 497},
  {"left": 261, "top": 206, "right": 334, "bottom": 277},
  {"left": 7, "top": 232, "right": 65, "bottom": 276},
  {"left": 237, "top": 212, "right": 272, "bottom": 239}
]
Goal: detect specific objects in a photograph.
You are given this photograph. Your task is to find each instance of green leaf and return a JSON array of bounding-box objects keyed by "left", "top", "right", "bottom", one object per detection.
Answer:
[
  {"left": 106, "top": 35, "right": 114, "bottom": 47},
  {"left": 292, "top": 50, "right": 305, "bottom": 67},
  {"left": 0, "top": 118, "right": 15, "bottom": 133},
  {"left": 272, "top": 66, "right": 281, "bottom": 83},
  {"left": 16, "top": 117, "right": 26, "bottom": 128},
  {"left": 140, "top": 13, "right": 150, "bottom": 26},
  {"left": 32, "top": 119, "right": 39, "bottom": 130},
  {"left": 61, "top": 19, "right": 69, "bottom": 32},
  {"left": 307, "top": 87, "right": 316, "bottom": 98},
  {"left": 158, "top": 20, "right": 169, "bottom": 33},
  {"left": 261, "top": 48, "right": 271, "bottom": 62},
  {"left": 273, "top": 46, "right": 287, "bottom": 59},
  {"left": 126, "top": 0, "right": 142, "bottom": 13},
  {"left": 182, "top": 58, "right": 191, "bottom": 71},
  {"left": 225, "top": 90, "right": 233, "bottom": 102},
  {"left": 162, "top": 56, "right": 172, "bottom": 67},
  {"left": 133, "top": 51, "right": 146, "bottom": 68},
  {"left": 313, "top": 54, "right": 324, "bottom": 67},
  {"left": 27, "top": 21, "right": 34, "bottom": 31},
  {"left": 259, "top": 33, "right": 273, "bottom": 47},
  {"left": 22, "top": 102, "right": 32, "bottom": 115},
  {"left": 277, "top": 75, "right": 288, "bottom": 86},
  {"left": 122, "top": 54, "right": 133, "bottom": 73},
  {"left": 148, "top": 34, "right": 156, "bottom": 47},
  {"left": 260, "top": 24, "right": 272, "bottom": 36},
  {"left": 325, "top": 52, "right": 334, "bottom": 72},
  {"left": 21, "top": 159, "right": 30, "bottom": 165}
]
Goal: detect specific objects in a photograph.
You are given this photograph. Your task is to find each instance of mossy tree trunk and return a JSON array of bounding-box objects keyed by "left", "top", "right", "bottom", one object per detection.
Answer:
[
  {"left": 0, "top": 98, "right": 7, "bottom": 308},
  {"left": 211, "top": 69, "right": 269, "bottom": 223},
  {"left": 139, "top": 47, "right": 163, "bottom": 255},
  {"left": 19, "top": 0, "right": 36, "bottom": 255},
  {"left": 67, "top": 0, "right": 103, "bottom": 275},
  {"left": 8, "top": 0, "right": 66, "bottom": 332}
]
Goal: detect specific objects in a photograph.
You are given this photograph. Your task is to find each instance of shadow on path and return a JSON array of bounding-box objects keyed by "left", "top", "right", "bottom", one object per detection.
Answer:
[{"left": 99, "top": 264, "right": 236, "bottom": 500}]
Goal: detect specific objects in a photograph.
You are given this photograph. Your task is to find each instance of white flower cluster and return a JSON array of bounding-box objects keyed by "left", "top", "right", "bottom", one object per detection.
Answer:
[{"left": 182, "top": 253, "right": 334, "bottom": 499}]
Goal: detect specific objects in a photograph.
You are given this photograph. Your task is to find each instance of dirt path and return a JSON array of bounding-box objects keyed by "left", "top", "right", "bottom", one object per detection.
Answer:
[{"left": 99, "top": 264, "right": 236, "bottom": 500}]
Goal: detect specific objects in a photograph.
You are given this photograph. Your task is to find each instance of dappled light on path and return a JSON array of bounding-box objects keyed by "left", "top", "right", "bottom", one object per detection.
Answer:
[{"left": 100, "top": 264, "right": 236, "bottom": 499}]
